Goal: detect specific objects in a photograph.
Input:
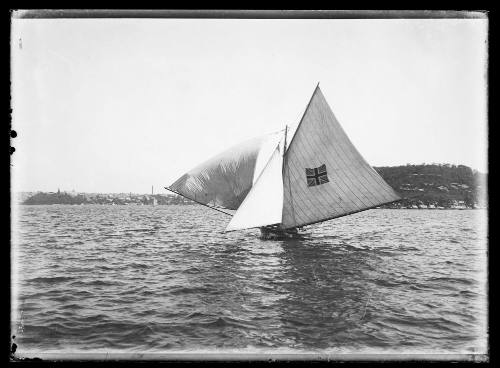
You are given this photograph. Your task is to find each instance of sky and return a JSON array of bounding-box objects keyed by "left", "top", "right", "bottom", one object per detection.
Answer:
[{"left": 11, "top": 17, "right": 488, "bottom": 194}]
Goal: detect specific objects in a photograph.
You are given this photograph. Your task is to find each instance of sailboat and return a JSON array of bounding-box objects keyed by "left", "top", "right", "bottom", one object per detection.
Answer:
[{"left": 166, "top": 84, "right": 401, "bottom": 239}]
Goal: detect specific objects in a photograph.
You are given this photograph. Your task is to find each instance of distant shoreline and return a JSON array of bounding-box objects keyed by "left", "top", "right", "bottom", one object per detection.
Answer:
[
  {"left": 16, "top": 203, "right": 486, "bottom": 210},
  {"left": 14, "top": 164, "right": 487, "bottom": 209}
]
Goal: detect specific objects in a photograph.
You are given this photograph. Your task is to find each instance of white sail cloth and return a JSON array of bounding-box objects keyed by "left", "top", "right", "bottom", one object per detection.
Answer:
[
  {"left": 281, "top": 86, "right": 401, "bottom": 229},
  {"left": 225, "top": 145, "right": 284, "bottom": 232},
  {"left": 168, "top": 131, "right": 283, "bottom": 210}
]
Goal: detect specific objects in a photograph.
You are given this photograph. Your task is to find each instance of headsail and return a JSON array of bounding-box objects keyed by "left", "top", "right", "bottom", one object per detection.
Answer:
[
  {"left": 282, "top": 86, "right": 401, "bottom": 229},
  {"left": 168, "top": 131, "right": 283, "bottom": 211},
  {"left": 225, "top": 144, "right": 284, "bottom": 232}
]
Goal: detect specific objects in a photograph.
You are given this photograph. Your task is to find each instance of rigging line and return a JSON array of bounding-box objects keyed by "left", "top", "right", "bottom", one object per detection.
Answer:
[{"left": 164, "top": 187, "right": 234, "bottom": 217}]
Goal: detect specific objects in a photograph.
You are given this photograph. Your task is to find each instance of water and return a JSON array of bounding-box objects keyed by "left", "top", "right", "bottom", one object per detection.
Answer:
[{"left": 11, "top": 205, "right": 487, "bottom": 356}]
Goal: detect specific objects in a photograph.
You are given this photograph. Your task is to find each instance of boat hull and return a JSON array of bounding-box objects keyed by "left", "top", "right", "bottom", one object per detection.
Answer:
[{"left": 259, "top": 226, "right": 307, "bottom": 240}]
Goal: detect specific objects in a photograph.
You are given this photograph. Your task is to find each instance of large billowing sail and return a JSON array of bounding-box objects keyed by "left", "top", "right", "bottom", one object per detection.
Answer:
[
  {"left": 281, "top": 86, "right": 401, "bottom": 229},
  {"left": 225, "top": 145, "right": 284, "bottom": 232},
  {"left": 168, "top": 131, "right": 283, "bottom": 211}
]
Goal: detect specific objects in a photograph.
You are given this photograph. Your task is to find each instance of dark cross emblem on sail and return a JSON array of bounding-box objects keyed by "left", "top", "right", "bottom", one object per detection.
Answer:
[{"left": 306, "top": 164, "right": 329, "bottom": 187}]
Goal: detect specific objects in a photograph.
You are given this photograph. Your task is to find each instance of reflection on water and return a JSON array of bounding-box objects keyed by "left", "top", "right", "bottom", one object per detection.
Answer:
[{"left": 11, "top": 205, "right": 487, "bottom": 355}]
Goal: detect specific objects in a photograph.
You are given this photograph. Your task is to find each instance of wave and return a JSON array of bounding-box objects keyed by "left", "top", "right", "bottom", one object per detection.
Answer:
[
  {"left": 87, "top": 279, "right": 124, "bottom": 287},
  {"left": 428, "top": 276, "right": 476, "bottom": 286},
  {"left": 168, "top": 286, "right": 212, "bottom": 296},
  {"left": 12, "top": 207, "right": 487, "bottom": 353},
  {"left": 129, "top": 262, "right": 149, "bottom": 269},
  {"left": 25, "top": 276, "right": 74, "bottom": 284}
]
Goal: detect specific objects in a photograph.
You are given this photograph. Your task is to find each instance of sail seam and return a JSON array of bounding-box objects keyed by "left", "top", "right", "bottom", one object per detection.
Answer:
[
  {"left": 314, "top": 100, "right": 382, "bottom": 207},
  {"left": 324, "top": 100, "right": 398, "bottom": 201},
  {"left": 293, "top": 113, "right": 368, "bottom": 212},
  {"left": 308, "top": 91, "right": 391, "bottom": 207},
  {"left": 288, "top": 156, "right": 342, "bottom": 217},
  {"left": 291, "top": 88, "right": 376, "bottom": 221},
  {"left": 285, "top": 96, "right": 375, "bottom": 222},
  {"left": 315, "top": 88, "right": 393, "bottom": 204},
  {"left": 282, "top": 87, "right": 400, "bottom": 228}
]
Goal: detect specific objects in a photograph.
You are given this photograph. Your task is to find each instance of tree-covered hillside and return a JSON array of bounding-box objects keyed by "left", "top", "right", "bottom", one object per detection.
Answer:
[{"left": 374, "top": 164, "right": 487, "bottom": 208}]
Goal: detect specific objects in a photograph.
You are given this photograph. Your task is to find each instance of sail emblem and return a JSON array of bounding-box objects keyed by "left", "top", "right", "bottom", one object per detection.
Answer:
[{"left": 306, "top": 164, "right": 329, "bottom": 187}]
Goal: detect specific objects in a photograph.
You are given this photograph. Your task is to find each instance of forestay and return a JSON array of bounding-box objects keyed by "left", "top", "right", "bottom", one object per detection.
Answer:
[{"left": 282, "top": 86, "right": 401, "bottom": 229}]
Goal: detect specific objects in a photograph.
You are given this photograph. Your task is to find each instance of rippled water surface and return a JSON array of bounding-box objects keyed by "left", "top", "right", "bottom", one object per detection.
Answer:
[{"left": 11, "top": 205, "right": 487, "bottom": 356}]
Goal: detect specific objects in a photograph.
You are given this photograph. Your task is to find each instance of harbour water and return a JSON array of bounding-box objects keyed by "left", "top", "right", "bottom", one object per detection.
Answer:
[{"left": 11, "top": 205, "right": 488, "bottom": 357}]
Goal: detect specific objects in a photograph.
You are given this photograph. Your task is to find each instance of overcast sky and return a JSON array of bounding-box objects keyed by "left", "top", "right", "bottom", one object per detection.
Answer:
[{"left": 11, "top": 17, "right": 487, "bottom": 194}]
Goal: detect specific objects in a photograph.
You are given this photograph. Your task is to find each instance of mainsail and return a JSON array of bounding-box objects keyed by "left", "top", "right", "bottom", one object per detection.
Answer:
[
  {"left": 168, "top": 131, "right": 283, "bottom": 211},
  {"left": 281, "top": 85, "right": 401, "bottom": 229}
]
